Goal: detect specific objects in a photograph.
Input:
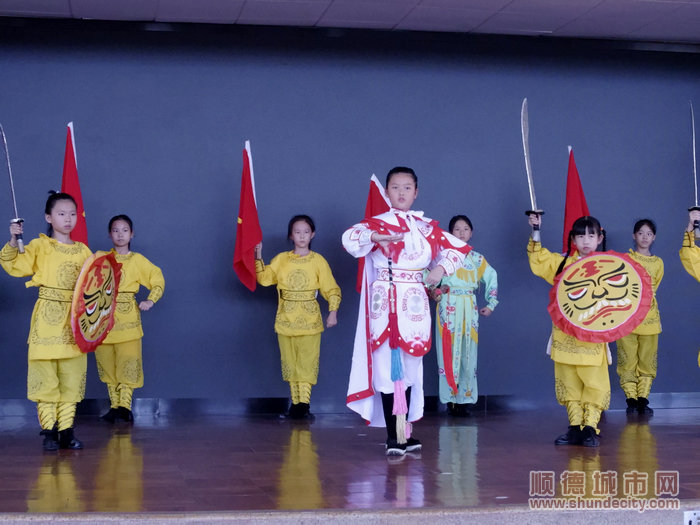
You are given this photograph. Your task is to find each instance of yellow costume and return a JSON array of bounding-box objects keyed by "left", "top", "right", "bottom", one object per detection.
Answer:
[
  {"left": 0, "top": 234, "right": 91, "bottom": 435},
  {"left": 256, "top": 251, "right": 340, "bottom": 409},
  {"left": 94, "top": 249, "right": 164, "bottom": 415},
  {"left": 527, "top": 239, "right": 610, "bottom": 434},
  {"left": 679, "top": 231, "right": 700, "bottom": 367},
  {"left": 616, "top": 250, "right": 663, "bottom": 402}
]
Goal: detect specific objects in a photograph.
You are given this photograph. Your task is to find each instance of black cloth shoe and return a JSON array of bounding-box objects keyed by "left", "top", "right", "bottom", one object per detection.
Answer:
[
  {"left": 58, "top": 428, "right": 83, "bottom": 450},
  {"left": 385, "top": 439, "right": 406, "bottom": 456},
  {"left": 554, "top": 426, "right": 582, "bottom": 446},
  {"left": 625, "top": 398, "right": 638, "bottom": 414},
  {"left": 405, "top": 437, "right": 422, "bottom": 452},
  {"left": 40, "top": 428, "right": 59, "bottom": 451},
  {"left": 117, "top": 407, "right": 134, "bottom": 422},
  {"left": 580, "top": 426, "right": 600, "bottom": 447},
  {"left": 285, "top": 403, "right": 302, "bottom": 419},
  {"left": 100, "top": 408, "right": 119, "bottom": 423},
  {"left": 637, "top": 397, "right": 654, "bottom": 415}
]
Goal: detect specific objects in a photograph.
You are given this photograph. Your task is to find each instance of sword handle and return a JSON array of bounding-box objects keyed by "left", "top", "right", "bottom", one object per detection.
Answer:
[
  {"left": 526, "top": 210, "right": 544, "bottom": 241},
  {"left": 10, "top": 217, "right": 23, "bottom": 253},
  {"left": 689, "top": 206, "right": 700, "bottom": 239}
]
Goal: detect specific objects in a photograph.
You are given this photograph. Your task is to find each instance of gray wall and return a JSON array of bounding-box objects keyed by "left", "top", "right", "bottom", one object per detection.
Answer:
[{"left": 1, "top": 21, "right": 700, "bottom": 411}]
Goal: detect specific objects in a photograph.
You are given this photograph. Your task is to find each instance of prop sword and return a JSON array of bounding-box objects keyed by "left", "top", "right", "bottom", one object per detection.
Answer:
[
  {"left": 0, "top": 125, "right": 24, "bottom": 253},
  {"left": 689, "top": 101, "right": 700, "bottom": 237},
  {"left": 521, "top": 98, "right": 544, "bottom": 241}
]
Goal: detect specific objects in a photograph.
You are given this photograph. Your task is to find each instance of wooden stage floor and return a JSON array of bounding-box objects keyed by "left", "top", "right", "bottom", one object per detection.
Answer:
[{"left": 0, "top": 406, "right": 699, "bottom": 522}]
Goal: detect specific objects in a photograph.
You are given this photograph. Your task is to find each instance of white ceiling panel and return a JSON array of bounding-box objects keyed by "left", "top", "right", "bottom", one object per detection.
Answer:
[
  {"left": 417, "top": 0, "right": 510, "bottom": 9},
  {"left": 397, "top": 6, "right": 493, "bottom": 32},
  {"left": 156, "top": 0, "right": 245, "bottom": 24},
  {"left": 319, "top": 0, "right": 420, "bottom": 29},
  {"left": 70, "top": 0, "right": 157, "bottom": 21},
  {"left": 628, "top": 2, "right": 700, "bottom": 41},
  {"left": 0, "top": 0, "right": 70, "bottom": 17},
  {"left": 238, "top": 0, "right": 330, "bottom": 26}
]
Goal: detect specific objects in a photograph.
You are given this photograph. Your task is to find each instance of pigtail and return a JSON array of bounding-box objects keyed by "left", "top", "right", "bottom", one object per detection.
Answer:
[
  {"left": 600, "top": 229, "right": 607, "bottom": 252},
  {"left": 555, "top": 234, "right": 572, "bottom": 276}
]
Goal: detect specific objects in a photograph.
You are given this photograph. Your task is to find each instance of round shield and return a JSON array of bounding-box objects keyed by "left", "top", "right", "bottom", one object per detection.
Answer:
[
  {"left": 71, "top": 252, "right": 122, "bottom": 353},
  {"left": 548, "top": 251, "right": 652, "bottom": 343}
]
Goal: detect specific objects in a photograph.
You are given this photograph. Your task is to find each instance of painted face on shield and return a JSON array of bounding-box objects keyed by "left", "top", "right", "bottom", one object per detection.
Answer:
[
  {"left": 558, "top": 257, "right": 641, "bottom": 331},
  {"left": 71, "top": 253, "right": 122, "bottom": 352}
]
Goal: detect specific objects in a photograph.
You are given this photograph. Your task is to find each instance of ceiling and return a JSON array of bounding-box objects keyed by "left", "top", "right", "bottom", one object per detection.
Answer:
[{"left": 1, "top": 0, "right": 700, "bottom": 45}]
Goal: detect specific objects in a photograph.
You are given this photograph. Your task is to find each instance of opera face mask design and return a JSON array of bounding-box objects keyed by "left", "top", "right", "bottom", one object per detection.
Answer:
[{"left": 71, "top": 253, "right": 122, "bottom": 352}]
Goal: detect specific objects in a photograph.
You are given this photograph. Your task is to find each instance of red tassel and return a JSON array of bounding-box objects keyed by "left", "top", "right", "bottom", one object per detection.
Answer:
[{"left": 442, "top": 322, "right": 458, "bottom": 395}]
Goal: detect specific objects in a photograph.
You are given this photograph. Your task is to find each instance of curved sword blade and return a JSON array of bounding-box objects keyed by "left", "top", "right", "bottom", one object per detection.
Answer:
[
  {"left": 521, "top": 98, "right": 538, "bottom": 211},
  {"left": 691, "top": 101, "right": 698, "bottom": 207},
  {"left": 0, "top": 124, "right": 20, "bottom": 219}
]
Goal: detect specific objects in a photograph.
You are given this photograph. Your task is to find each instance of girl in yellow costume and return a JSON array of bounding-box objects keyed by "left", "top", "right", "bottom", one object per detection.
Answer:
[
  {"left": 95, "top": 215, "right": 164, "bottom": 423},
  {"left": 255, "top": 214, "right": 341, "bottom": 420},
  {"left": 0, "top": 192, "right": 92, "bottom": 451},
  {"left": 527, "top": 214, "right": 609, "bottom": 447},
  {"left": 616, "top": 219, "right": 663, "bottom": 416}
]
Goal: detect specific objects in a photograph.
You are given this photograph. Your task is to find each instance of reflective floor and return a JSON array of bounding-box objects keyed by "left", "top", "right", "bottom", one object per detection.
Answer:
[{"left": 0, "top": 407, "right": 698, "bottom": 513}]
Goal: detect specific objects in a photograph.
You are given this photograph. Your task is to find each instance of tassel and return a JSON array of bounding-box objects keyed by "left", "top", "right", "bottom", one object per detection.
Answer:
[
  {"left": 441, "top": 322, "right": 458, "bottom": 395},
  {"left": 391, "top": 348, "right": 404, "bottom": 382}
]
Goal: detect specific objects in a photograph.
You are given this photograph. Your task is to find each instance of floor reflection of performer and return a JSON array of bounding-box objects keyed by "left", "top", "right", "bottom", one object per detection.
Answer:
[
  {"left": 437, "top": 424, "right": 479, "bottom": 506},
  {"left": 26, "top": 455, "right": 85, "bottom": 512},
  {"left": 617, "top": 422, "right": 658, "bottom": 500},
  {"left": 277, "top": 427, "right": 323, "bottom": 509},
  {"left": 92, "top": 429, "right": 144, "bottom": 511}
]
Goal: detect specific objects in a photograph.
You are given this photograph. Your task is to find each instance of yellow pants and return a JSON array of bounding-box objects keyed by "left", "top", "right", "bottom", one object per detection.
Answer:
[
  {"left": 27, "top": 355, "right": 86, "bottom": 403},
  {"left": 616, "top": 333, "right": 657, "bottom": 399},
  {"left": 277, "top": 334, "right": 321, "bottom": 384},
  {"left": 554, "top": 358, "right": 610, "bottom": 432},
  {"left": 95, "top": 339, "right": 143, "bottom": 409}
]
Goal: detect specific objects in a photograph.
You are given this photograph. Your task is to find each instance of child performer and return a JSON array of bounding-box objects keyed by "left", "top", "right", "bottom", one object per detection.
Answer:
[
  {"left": 432, "top": 215, "right": 498, "bottom": 417},
  {"left": 527, "top": 214, "right": 609, "bottom": 447},
  {"left": 95, "top": 215, "right": 164, "bottom": 423},
  {"left": 616, "top": 219, "right": 663, "bottom": 416},
  {"left": 255, "top": 215, "right": 341, "bottom": 420},
  {"left": 680, "top": 210, "right": 700, "bottom": 282},
  {"left": 0, "top": 192, "right": 92, "bottom": 450},
  {"left": 343, "top": 167, "right": 469, "bottom": 457}
]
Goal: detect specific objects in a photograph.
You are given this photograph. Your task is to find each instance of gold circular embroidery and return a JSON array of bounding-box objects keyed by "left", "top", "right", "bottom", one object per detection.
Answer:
[
  {"left": 41, "top": 300, "right": 68, "bottom": 325},
  {"left": 287, "top": 269, "right": 309, "bottom": 291},
  {"left": 56, "top": 261, "right": 82, "bottom": 289}
]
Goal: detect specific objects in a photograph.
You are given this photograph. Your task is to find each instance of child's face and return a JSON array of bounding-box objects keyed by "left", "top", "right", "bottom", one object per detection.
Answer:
[
  {"left": 386, "top": 172, "right": 418, "bottom": 212},
  {"left": 633, "top": 225, "right": 655, "bottom": 251},
  {"left": 290, "top": 220, "right": 314, "bottom": 250},
  {"left": 451, "top": 220, "right": 472, "bottom": 243},
  {"left": 45, "top": 199, "right": 77, "bottom": 236},
  {"left": 573, "top": 228, "right": 603, "bottom": 256},
  {"left": 110, "top": 220, "right": 134, "bottom": 250}
]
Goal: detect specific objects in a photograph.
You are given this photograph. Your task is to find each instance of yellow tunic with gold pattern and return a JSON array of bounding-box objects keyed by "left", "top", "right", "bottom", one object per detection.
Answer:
[
  {"left": 527, "top": 239, "right": 607, "bottom": 366},
  {"left": 680, "top": 231, "right": 700, "bottom": 283},
  {"left": 626, "top": 249, "right": 663, "bottom": 335},
  {"left": 96, "top": 249, "right": 165, "bottom": 344},
  {"left": 256, "top": 251, "right": 341, "bottom": 336},
  {"left": 0, "top": 234, "right": 92, "bottom": 360}
]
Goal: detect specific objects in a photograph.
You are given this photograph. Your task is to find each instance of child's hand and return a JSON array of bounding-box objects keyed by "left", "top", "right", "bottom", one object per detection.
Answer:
[
  {"left": 8, "top": 221, "right": 22, "bottom": 247},
  {"left": 425, "top": 266, "right": 445, "bottom": 286},
  {"left": 371, "top": 232, "right": 403, "bottom": 253},
  {"left": 479, "top": 306, "right": 493, "bottom": 317},
  {"left": 254, "top": 243, "right": 262, "bottom": 259},
  {"left": 139, "top": 300, "right": 154, "bottom": 311},
  {"left": 688, "top": 211, "right": 700, "bottom": 232},
  {"left": 326, "top": 310, "right": 338, "bottom": 328},
  {"left": 528, "top": 214, "right": 542, "bottom": 228}
]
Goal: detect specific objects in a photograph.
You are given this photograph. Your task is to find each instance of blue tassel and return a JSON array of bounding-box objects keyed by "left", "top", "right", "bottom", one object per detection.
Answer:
[{"left": 391, "top": 348, "right": 403, "bottom": 382}]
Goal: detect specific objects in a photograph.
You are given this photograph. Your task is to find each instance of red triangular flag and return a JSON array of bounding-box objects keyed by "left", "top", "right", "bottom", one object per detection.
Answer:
[
  {"left": 562, "top": 147, "right": 590, "bottom": 253},
  {"left": 233, "top": 141, "right": 263, "bottom": 292},
  {"left": 61, "top": 122, "right": 88, "bottom": 246},
  {"left": 356, "top": 174, "right": 391, "bottom": 293}
]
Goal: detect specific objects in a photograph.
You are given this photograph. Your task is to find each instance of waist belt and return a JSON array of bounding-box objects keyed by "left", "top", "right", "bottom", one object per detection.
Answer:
[
  {"left": 38, "top": 286, "right": 74, "bottom": 302},
  {"left": 280, "top": 290, "right": 317, "bottom": 301},
  {"left": 116, "top": 292, "right": 135, "bottom": 304},
  {"left": 376, "top": 268, "right": 423, "bottom": 283},
  {"left": 448, "top": 289, "right": 475, "bottom": 296}
]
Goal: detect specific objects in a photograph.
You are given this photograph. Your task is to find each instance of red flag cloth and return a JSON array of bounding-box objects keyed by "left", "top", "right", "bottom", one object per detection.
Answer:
[
  {"left": 562, "top": 147, "right": 590, "bottom": 253},
  {"left": 233, "top": 142, "right": 263, "bottom": 292},
  {"left": 356, "top": 175, "right": 391, "bottom": 292},
  {"left": 61, "top": 122, "right": 88, "bottom": 245}
]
